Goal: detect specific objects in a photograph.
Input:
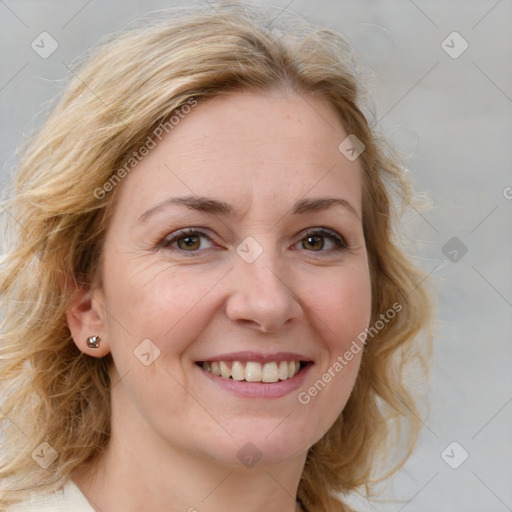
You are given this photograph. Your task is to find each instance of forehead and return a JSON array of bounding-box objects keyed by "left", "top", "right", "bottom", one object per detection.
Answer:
[{"left": 114, "top": 89, "right": 363, "bottom": 222}]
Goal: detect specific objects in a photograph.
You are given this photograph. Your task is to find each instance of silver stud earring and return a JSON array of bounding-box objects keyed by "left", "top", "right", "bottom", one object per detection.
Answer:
[{"left": 87, "top": 335, "right": 101, "bottom": 349}]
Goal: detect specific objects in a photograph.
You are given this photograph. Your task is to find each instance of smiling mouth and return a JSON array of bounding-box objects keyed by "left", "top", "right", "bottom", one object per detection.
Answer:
[{"left": 196, "top": 360, "right": 310, "bottom": 383}]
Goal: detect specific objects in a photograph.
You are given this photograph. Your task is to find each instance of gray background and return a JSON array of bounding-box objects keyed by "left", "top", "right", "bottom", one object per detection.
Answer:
[{"left": 1, "top": 1, "right": 511, "bottom": 511}]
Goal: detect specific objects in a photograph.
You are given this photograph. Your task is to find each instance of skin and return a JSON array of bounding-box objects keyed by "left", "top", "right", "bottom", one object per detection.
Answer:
[{"left": 67, "top": 89, "right": 372, "bottom": 512}]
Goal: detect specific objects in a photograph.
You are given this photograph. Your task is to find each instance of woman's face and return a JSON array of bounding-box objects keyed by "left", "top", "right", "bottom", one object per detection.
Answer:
[{"left": 88, "top": 90, "right": 371, "bottom": 466}]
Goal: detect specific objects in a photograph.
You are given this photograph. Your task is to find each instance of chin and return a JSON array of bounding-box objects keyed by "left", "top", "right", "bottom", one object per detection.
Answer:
[{"left": 194, "top": 421, "right": 318, "bottom": 468}]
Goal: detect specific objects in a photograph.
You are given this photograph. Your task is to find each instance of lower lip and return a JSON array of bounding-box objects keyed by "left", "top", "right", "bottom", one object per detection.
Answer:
[{"left": 196, "top": 363, "right": 312, "bottom": 399}]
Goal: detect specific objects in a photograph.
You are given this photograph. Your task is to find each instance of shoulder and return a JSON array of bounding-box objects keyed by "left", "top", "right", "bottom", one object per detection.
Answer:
[{"left": 4, "top": 479, "right": 94, "bottom": 512}]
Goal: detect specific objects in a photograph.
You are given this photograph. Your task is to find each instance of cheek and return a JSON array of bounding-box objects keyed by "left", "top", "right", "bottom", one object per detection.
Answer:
[
  {"left": 296, "top": 262, "right": 371, "bottom": 426},
  {"left": 102, "top": 261, "right": 220, "bottom": 420},
  {"left": 102, "top": 258, "right": 231, "bottom": 379},
  {"left": 303, "top": 262, "right": 372, "bottom": 348}
]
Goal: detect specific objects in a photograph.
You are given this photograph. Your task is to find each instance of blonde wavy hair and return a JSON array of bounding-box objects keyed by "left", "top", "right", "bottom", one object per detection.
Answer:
[{"left": 0, "top": 2, "right": 433, "bottom": 511}]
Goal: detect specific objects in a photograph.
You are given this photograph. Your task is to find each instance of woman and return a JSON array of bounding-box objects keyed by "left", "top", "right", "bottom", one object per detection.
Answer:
[{"left": 0, "top": 2, "right": 433, "bottom": 511}]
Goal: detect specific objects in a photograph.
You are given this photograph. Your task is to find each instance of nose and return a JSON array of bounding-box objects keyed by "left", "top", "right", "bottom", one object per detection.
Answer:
[{"left": 225, "top": 250, "right": 302, "bottom": 333}]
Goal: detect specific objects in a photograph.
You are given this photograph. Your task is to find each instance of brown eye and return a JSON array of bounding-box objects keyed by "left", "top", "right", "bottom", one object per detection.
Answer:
[
  {"left": 159, "top": 229, "right": 214, "bottom": 253},
  {"left": 302, "top": 235, "right": 325, "bottom": 251},
  {"left": 294, "top": 229, "right": 348, "bottom": 253},
  {"left": 177, "top": 234, "right": 201, "bottom": 251}
]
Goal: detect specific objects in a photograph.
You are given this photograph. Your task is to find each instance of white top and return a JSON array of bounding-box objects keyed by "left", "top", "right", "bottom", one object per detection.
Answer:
[{"left": 6, "top": 478, "right": 94, "bottom": 511}]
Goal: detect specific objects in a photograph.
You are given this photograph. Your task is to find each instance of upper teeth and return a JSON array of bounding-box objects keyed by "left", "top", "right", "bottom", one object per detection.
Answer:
[{"left": 202, "top": 361, "right": 301, "bottom": 382}]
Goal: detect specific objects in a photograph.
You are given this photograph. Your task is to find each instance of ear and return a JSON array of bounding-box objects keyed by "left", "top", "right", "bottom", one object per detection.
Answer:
[{"left": 65, "top": 284, "right": 111, "bottom": 358}]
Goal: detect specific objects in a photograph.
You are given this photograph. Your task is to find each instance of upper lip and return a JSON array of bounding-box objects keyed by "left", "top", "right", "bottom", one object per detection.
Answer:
[{"left": 196, "top": 351, "right": 313, "bottom": 364}]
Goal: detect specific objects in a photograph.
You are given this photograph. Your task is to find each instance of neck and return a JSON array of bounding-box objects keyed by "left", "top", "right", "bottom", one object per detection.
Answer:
[{"left": 71, "top": 419, "right": 307, "bottom": 512}]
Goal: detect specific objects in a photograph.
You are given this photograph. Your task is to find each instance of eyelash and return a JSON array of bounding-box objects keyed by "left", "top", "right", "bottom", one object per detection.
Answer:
[{"left": 157, "top": 228, "right": 349, "bottom": 256}]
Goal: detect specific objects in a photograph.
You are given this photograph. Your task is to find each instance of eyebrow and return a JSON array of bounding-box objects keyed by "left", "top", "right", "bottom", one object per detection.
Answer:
[{"left": 138, "top": 195, "right": 360, "bottom": 222}]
